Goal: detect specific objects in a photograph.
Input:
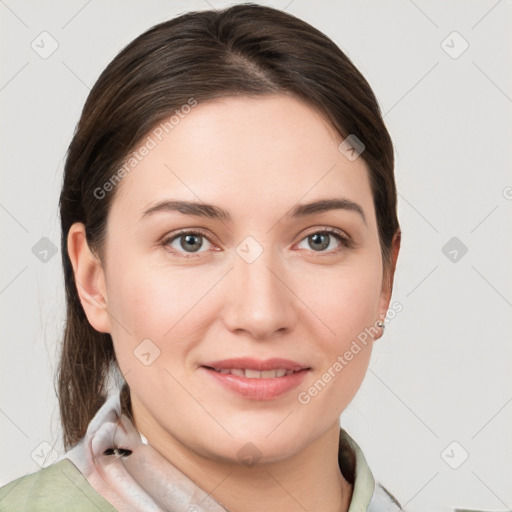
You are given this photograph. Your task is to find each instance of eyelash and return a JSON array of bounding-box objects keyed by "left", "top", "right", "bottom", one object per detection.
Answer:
[{"left": 160, "top": 227, "right": 354, "bottom": 259}]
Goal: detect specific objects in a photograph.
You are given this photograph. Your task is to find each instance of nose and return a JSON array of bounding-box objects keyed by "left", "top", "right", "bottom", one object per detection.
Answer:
[{"left": 221, "top": 242, "right": 297, "bottom": 340}]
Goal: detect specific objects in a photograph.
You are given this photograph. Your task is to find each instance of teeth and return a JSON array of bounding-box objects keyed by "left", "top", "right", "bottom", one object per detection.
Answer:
[{"left": 214, "top": 368, "right": 297, "bottom": 378}]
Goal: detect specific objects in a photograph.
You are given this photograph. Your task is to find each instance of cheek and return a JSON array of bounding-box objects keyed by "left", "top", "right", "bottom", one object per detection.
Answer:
[
  {"left": 304, "top": 270, "right": 380, "bottom": 411},
  {"left": 107, "top": 256, "right": 184, "bottom": 334},
  {"left": 105, "top": 261, "right": 171, "bottom": 369},
  {"left": 303, "top": 261, "right": 383, "bottom": 344},
  {"left": 106, "top": 262, "right": 209, "bottom": 373}
]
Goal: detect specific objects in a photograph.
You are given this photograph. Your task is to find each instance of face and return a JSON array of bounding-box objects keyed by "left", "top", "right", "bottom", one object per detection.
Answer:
[{"left": 73, "top": 94, "right": 396, "bottom": 465}]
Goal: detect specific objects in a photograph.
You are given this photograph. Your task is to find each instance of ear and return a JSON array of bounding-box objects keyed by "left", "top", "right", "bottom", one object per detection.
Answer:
[
  {"left": 67, "top": 222, "right": 111, "bottom": 333},
  {"left": 375, "top": 230, "right": 401, "bottom": 340}
]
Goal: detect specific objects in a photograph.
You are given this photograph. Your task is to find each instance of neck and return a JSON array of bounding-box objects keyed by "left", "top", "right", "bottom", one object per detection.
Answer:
[{"left": 132, "top": 402, "right": 353, "bottom": 512}]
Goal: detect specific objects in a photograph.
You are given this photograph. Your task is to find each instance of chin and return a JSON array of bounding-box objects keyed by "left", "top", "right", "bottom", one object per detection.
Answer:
[{"left": 201, "top": 423, "right": 311, "bottom": 465}]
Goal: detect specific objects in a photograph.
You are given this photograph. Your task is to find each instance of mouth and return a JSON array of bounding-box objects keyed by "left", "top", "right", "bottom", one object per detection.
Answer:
[
  {"left": 204, "top": 367, "right": 300, "bottom": 378},
  {"left": 200, "top": 358, "right": 311, "bottom": 400}
]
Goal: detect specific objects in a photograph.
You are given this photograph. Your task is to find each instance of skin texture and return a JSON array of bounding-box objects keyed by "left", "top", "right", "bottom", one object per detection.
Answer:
[{"left": 68, "top": 94, "right": 400, "bottom": 512}]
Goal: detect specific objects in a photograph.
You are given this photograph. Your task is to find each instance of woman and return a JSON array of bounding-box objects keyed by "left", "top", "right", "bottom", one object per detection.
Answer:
[{"left": 0, "top": 3, "right": 402, "bottom": 511}]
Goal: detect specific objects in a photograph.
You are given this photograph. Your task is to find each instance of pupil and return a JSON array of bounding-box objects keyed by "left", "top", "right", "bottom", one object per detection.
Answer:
[
  {"left": 310, "top": 233, "right": 329, "bottom": 251},
  {"left": 183, "top": 234, "right": 202, "bottom": 252}
]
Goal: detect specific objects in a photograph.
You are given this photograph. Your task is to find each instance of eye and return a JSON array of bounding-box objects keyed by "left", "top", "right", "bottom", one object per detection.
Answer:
[
  {"left": 161, "top": 227, "right": 354, "bottom": 259},
  {"left": 296, "top": 228, "right": 354, "bottom": 254},
  {"left": 161, "top": 229, "right": 214, "bottom": 257}
]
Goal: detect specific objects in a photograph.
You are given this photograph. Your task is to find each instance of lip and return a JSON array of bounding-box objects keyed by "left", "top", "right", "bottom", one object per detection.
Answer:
[{"left": 200, "top": 358, "right": 311, "bottom": 401}]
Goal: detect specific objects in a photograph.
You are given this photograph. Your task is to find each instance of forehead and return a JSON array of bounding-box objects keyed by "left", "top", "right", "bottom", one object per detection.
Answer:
[{"left": 109, "top": 94, "right": 374, "bottom": 225}]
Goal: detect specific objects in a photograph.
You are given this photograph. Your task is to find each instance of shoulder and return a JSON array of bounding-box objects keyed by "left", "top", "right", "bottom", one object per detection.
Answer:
[{"left": 0, "top": 458, "right": 116, "bottom": 512}]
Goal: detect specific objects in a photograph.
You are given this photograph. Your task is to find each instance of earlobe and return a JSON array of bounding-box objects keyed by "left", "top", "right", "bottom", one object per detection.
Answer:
[{"left": 67, "top": 222, "right": 111, "bottom": 333}]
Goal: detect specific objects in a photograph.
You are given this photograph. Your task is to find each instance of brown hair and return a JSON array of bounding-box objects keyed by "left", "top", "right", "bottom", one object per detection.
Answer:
[{"left": 57, "top": 2, "right": 400, "bottom": 450}]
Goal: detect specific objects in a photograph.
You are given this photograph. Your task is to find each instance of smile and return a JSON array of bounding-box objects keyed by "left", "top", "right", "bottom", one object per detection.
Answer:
[
  {"left": 201, "top": 365, "right": 310, "bottom": 400},
  {"left": 208, "top": 368, "right": 298, "bottom": 378}
]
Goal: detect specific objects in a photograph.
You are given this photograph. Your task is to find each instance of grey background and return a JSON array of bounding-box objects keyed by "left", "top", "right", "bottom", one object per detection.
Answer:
[{"left": 1, "top": 1, "right": 511, "bottom": 510}]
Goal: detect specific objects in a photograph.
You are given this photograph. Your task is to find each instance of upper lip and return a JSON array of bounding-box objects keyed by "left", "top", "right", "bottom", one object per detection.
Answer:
[{"left": 202, "top": 357, "right": 311, "bottom": 372}]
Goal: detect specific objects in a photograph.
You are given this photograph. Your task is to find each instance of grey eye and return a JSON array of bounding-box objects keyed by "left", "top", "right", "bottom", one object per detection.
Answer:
[
  {"left": 165, "top": 231, "right": 213, "bottom": 254},
  {"left": 307, "top": 233, "right": 331, "bottom": 251}
]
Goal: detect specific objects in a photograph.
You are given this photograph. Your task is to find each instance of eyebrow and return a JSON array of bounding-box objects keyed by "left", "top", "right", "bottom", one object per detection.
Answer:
[{"left": 140, "top": 197, "right": 366, "bottom": 224}]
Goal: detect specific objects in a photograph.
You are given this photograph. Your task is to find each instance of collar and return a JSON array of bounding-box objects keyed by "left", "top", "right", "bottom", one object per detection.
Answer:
[{"left": 64, "top": 391, "right": 400, "bottom": 511}]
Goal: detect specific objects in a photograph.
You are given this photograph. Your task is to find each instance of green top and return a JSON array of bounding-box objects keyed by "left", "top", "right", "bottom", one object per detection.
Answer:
[
  {"left": 0, "top": 456, "right": 490, "bottom": 512},
  {"left": 0, "top": 459, "right": 116, "bottom": 512}
]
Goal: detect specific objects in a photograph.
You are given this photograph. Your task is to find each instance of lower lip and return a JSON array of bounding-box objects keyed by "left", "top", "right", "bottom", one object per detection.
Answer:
[{"left": 201, "top": 367, "right": 309, "bottom": 401}]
